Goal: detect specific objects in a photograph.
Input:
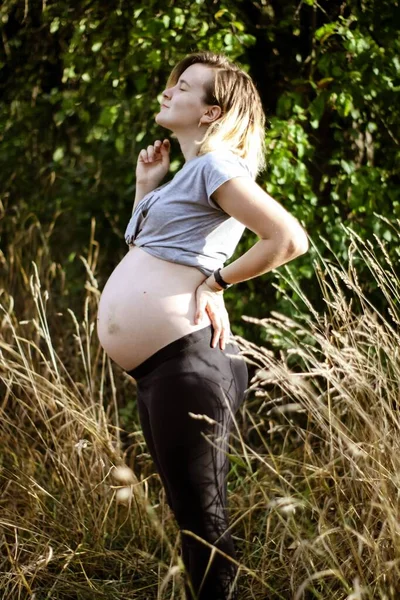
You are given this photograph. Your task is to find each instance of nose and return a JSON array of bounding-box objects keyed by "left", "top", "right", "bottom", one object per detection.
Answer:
[{"left": 159, "top": 92, "right": 168, "bottom": 108}]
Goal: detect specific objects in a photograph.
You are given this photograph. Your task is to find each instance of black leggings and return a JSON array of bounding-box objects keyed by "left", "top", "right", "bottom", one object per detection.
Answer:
[{"left": 127, "top": 325, "right": 248, "bottom": 600}]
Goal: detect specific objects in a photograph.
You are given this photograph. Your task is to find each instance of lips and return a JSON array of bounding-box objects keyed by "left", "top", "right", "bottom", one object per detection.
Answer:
[{"left": 161, "top": 104, "right": 169, "bottom": 109}]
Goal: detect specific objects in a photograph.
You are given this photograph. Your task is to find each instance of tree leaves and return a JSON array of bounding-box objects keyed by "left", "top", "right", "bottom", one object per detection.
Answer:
[{"left": 1, "top": 0, "right": 399, "bottom": 344}]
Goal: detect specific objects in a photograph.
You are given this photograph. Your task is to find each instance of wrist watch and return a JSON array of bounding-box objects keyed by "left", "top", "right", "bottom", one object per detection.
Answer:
[{"left": 213, "top": 268, "right": 233, "bottom": 290}]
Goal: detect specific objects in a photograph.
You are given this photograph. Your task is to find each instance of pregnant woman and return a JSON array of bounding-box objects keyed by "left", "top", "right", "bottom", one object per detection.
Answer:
[{"left": 97, "top": 50, "right": 309, "bottom": 600}]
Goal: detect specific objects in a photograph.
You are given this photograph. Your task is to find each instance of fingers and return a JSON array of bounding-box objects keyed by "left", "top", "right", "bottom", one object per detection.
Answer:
[
  {"left": 195, "top": 284, "right": 230, "bottom": 350},
  {"left": 205, "top": 305, "right": 230, "bottom": 350},
  {"left": 140, "top": 139, "right": 170, "bottom": 163},
  {"left": 139, "top": 142, "right": 159, "bottom": 163},
  {"left": 206, "top": 305, "right": 221, "bottom": 348},
  {"left": 219, "top": 322, "right": 231, "bottom": 350},
  {"left": 194, "top": 296, "right": 207, "bottom": 325}
]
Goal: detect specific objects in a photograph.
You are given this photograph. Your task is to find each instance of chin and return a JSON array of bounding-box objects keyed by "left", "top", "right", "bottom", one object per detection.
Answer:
[
  {"left": 155, "top": 114, "right": 174, "bottom": 132},
  {"left": 155, "top": 112, "right": 167, "bottom": 125}
]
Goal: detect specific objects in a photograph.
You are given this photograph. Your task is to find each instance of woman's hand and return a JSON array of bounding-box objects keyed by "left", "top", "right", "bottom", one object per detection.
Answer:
[
  {"left": 194, "top": 281, "right": 231, "bottom": 350},
  {"left": 136, "top": 139, "right": 170, "bottom": 187}
]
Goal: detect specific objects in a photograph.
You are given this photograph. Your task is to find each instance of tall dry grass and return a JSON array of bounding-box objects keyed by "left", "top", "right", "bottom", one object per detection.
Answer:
[{"left": 1, "top": 213, "right": 400, "bottom": 599}]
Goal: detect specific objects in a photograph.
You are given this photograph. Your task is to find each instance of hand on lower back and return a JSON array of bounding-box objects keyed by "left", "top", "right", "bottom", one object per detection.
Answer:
[
  {"left": 136, "top": 139, "right": 170, "bottom": 188},
  {"left": 194, "top": 282, "right": 231, "bottom": 350}
]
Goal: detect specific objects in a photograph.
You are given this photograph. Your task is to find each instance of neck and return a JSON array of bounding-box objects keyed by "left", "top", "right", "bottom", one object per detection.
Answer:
[{"left": 174, "top": 126, "right": 208, "bottom": 163}]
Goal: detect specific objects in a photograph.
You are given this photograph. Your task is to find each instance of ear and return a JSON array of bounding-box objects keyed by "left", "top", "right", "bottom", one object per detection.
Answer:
[{"left": 201, "top": 105, "right": 222, "bottom": 125}]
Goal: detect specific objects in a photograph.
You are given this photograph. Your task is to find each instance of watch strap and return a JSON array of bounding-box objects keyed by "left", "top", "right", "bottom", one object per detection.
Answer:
[{"left": 213, "top": 268, "right": 232, "bottom": 289}]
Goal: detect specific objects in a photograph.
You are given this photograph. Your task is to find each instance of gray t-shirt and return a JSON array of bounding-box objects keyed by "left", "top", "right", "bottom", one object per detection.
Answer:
[{"left": 124, "top": 149, "right": 254, "bottom": 276}]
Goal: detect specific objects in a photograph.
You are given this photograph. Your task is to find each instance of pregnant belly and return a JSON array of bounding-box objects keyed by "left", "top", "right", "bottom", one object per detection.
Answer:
[{"left": 97, "top": 246, "right": 212, "bottom": 371}]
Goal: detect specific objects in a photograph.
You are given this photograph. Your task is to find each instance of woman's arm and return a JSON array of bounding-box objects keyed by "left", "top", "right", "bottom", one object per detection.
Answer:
[
  {"left": 132, "top": 139, "right": 171, "bottom": 213},
  {"left": 205, "top": 177, "right": 309, "bottom": 289},
  {"left": 132, "top": 183, "right": 157, "bottom": 213}
]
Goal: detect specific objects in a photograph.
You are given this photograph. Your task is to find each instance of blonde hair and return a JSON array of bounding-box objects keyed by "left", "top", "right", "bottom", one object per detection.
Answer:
[{"left": 165, "top": 51, "right": 267, "bottom": 179}]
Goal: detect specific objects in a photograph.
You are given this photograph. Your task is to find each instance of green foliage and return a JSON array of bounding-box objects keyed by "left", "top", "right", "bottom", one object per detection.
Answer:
[
  {"left": 227, "top": 0, "right": 399, "bottom": 342},
  {"left": 1, "top": 0, "right": 399, "bottom": 344}
]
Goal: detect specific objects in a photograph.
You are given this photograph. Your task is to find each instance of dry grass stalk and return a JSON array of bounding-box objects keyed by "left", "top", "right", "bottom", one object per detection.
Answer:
[{"left": 1, "top": 214, "right": 400, "bottom": 598}]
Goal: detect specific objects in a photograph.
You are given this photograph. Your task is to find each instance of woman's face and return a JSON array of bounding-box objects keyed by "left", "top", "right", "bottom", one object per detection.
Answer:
[{"left": 155, "top": 63, "right": 218, "bottom": 132}]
